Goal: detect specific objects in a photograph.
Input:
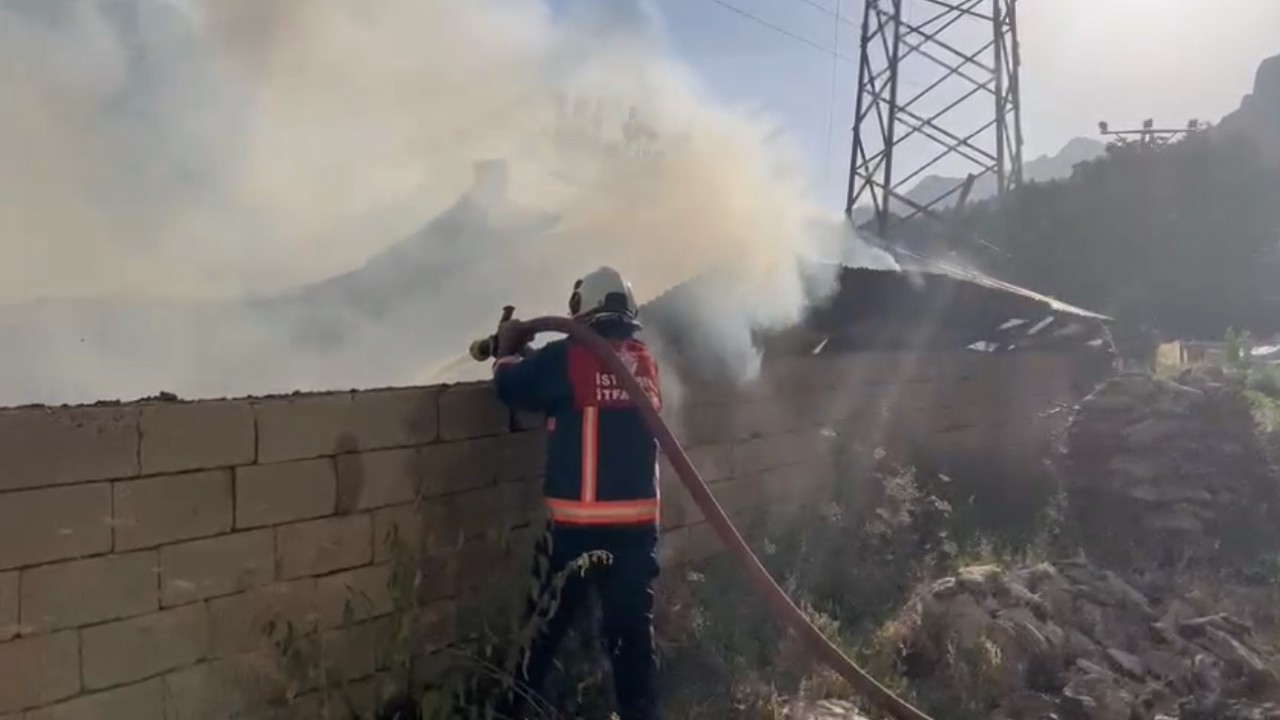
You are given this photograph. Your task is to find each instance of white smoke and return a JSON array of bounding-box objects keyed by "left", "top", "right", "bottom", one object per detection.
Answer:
[{"left": 0, "top": 0, "right": 892, "bottom": 405}]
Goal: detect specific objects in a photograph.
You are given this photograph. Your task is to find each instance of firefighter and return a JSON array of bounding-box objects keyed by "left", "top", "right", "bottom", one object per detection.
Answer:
[{"left": 490, "top": 266, "right": 662, "bottom": 720}]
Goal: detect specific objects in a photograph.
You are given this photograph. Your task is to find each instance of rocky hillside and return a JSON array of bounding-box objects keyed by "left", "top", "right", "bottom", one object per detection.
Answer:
[
  {"left": 1218, "top": 53, "right": 1280, "bottom": 163},
  {"left": 858, "top": 366, "right": 1280, "bottom": 720},
  {"left": 885, "top": 561, "right": 1280, "bottom": 720},
  {"left": 853, "top": 50, "right": 1280, "bottom": 227},
  {"left": 1061, "top": 368, "right": 1280, "bottom": 570}
]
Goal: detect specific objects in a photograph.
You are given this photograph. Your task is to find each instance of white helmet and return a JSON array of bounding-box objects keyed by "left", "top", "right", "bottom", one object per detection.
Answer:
[{"left": 569, "top": 266, "right": 638, "bottom": 320}]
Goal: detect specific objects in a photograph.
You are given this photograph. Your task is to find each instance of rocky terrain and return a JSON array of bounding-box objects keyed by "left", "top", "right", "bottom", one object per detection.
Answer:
[
  {"left": 884, "top": 561, "right": 1279, "bottom": 720},
  {"left": 861, "top": 367, "right": 1280, "bottom": 720},
  {"left": 1061, "top": 367, "right": 1279, "bottom": 571}
]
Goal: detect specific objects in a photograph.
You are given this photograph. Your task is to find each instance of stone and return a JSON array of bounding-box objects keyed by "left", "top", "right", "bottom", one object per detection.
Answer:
[
  {"left": 235, "top": 458, "right": 337, "bottom": 528},
  {"left": 113, "top": 470, "right": 233, "bottom": 550},
  {"left": 160, "top": 529, "right": 276, "bottom": 606},
  {"left": 25, "top": 678, "right": 164, "bottom": 720},
  {"left": 140, "top": 401, "right": 254, "bottom": 474},
  {"left": 276, "top": 514, "right": 373, "bottom": 580},
  {"left": 0, "top": 406, "right": 138, "bottom": 492},
  {"left": 21, "top": 551, "right": 159, "bottom": 632},
  {"left": 0, "top": 631, "right": 81, "bottom": 713},
  {"left": 1104, "top": 648, "right": 1145, "bottom": 679},
  {"left": 81, "top": 603, "right": 210, "bottom": 689},
  {"left": 254, "top": 392, "right": 355, "bottom": 463},
  {"left": 0, "top": 484, "right": 112, "bottom": 570}
]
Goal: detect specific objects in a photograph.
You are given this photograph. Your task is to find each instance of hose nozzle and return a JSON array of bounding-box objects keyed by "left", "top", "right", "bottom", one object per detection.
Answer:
[
  {"left": 468, "top": 305, "right": 516, "bottom": 362},
  {"left": 468, "top": 336, "right": 496, "bottom": 362}
]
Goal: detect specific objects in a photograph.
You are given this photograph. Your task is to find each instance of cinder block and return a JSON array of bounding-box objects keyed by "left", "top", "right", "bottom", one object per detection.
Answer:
[
  {"left": 0, "top": 484, "right": 112, "bottom": 571},
  {"left": 372, "top": 504, "right": 422, "bottom": 563},
  {"left": 437, "top": 384, "right": 509, "bottom": 441},
  {"left": 160, "top": 529, "right": 275, "bottom": 607},
  {"left": 254, "top": 392, "right": 355, "bottom": 464},
  {"left": 451, "top": 533, "right": 509, "bottom": 594},
  {"left": 276, "top": 515, "right": 373, "bottom": 580},
  {"left": 234, "top": 458, "right": 336, "bottom": 528},
  {"left": 140, "top": 401, "right": 255, "bottom": 475},
  {"left": 349, "top": 387, "right": 440, "bottom": 450},
  {"left": 320, "top": 622, "right": 378, "bottom": 684},
  {"left": 0, "top": 631, "right": 81, "bottom": 713},
  {"left": 25, "top": 678, "right": 163, "bottom": 720},
  {"left": 730, "top": 436, "right": 771, "bottom": 476},
  {"left": 418, "top": 438, "right": 499, "bottom": 497},
  {"left": 677, "top": 403, "right": 736, "bottom": 446},
  {"left": 685, "top": 522, "right": 723, "bottom": 563},
  {"left": 162, "top": 660, "right": 263, "bottom": 720},
  {"left": 81, "top": 603, "right": 209, "bottom": 690},
  {"left": 380, "top": 599, "right": 457, "bottom": 655},
  {"left": 656, "top": 525, "right": 690, "bottom": 566},
  {"left": 113, "top": 470, "right": 233, "bottom": 551},
  {"left": 659, "top": 481, "right": 703, "bottom": 530},
  {"left": 812, "top": 391, "right": 858, "bottom": 425},
  {"left": 731, "top": 400, "right": 800, "bottom": 439},
  {"left": 315, "top": 563, "right": 392, "bottom": 630},
  {"left": 494, "top": 431, "right": 546, "bottom": 483},
  {"left": 419, "top": 482, "right": 539, "bottom": 553},
  {"left": 20, "top": 550, "right": 158, "bottom": 633},
  {"left": 206, "top": 578, "right": 318, "bottom": 657},
  {"left": 311, "top": 672, "right": 390, "bottom": 720},
  {"left": 336, "top": 448, "right": 420, "bottom": 513},
  {"left": 0, "top": 405, "right": 139, "bottom": 492},
  {"left": 0, "top": 573, "right": 15, "bottom": 642},
  {"left": 682, "top": 444, "right": 733, "bottom": 483}
]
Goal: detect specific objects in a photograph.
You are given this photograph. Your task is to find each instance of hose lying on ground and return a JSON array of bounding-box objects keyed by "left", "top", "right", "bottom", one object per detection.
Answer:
[{"left": 514, "top": 316, "right": 936, "bottom": 720}]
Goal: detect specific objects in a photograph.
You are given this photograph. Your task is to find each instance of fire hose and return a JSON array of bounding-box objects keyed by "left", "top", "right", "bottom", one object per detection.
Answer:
[{"left": 472, "top": 312, "right": 935, "bottom": 720}]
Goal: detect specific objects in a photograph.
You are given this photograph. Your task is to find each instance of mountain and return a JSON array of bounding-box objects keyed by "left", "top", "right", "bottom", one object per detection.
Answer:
[
  {"left": 852, "top": 136, "right": 1107, "bottom": 226},
  {"left": 1217, "top": 53, "right": 1280, "bottom": 163}
]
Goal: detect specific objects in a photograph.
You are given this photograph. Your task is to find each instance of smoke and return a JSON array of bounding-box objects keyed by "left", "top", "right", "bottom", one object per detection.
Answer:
[{"left": 0, "top": 0, "right": 891, "bottom": 405}]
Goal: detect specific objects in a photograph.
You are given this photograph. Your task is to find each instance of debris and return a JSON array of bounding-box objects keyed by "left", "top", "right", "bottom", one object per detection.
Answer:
[
  {"left": 1060, "top": 367, "right": 1280, "bottom": 569},
  {"left": 880, "top": 561, "right": 1280, "bottom": 720},
  {"left": 788, "top": 699, "right": 873, "bottom": 719}
]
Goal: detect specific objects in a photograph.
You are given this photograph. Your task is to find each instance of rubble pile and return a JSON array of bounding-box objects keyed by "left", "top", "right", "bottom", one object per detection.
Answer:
[
  {"left": 1062, "top": 367, "right": 1278, "bottom": 568},
  {"left": 884, "top": 562, "right": 1280, "bottom": 720}
]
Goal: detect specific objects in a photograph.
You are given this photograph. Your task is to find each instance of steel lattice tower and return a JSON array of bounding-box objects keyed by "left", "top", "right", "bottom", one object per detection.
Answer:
[{"left": 845, "top": 0, "right": 1024, "bottom": 238}]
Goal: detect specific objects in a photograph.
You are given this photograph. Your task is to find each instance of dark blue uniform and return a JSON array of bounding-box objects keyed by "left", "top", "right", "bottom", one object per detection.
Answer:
[{"left": 492, "top": 316, "right": 662, "bottom": 720}]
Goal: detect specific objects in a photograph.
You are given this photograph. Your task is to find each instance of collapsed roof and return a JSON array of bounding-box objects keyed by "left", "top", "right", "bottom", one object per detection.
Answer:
[
  {"left": 640, "top": 253, "right": 1113, "bottom": 372},
  {"left": 769, "top": 265, "right": 1112, "bottom": 356}
]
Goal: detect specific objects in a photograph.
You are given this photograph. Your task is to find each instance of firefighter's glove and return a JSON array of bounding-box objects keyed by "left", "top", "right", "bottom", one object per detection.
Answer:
[{"left": 495, "top": 319, "right": 530, "bottom": 358}]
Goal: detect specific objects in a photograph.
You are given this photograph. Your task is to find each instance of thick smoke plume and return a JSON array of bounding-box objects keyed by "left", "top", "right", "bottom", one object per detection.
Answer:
[{"left": 0, "top": 0, "right": 893, "bottom": 406}]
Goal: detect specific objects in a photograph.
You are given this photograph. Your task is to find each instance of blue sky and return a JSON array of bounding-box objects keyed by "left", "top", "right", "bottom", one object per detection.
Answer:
[{"left": 575, "top": 0, "right": 1280, "bottom": 208}]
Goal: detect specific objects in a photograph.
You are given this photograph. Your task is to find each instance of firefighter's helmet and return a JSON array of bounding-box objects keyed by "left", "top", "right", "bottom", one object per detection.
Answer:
[{"left": 569, "top": 266, "right": 637, "bottom": 321}]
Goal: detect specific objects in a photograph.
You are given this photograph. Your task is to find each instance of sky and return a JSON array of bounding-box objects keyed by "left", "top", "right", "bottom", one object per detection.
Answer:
[
  {"left": 1, "top": 0, "right": 1277, "bottom": 299},
  {"left": 640, "top": 0, "right": 1280, "bottom": 207}
]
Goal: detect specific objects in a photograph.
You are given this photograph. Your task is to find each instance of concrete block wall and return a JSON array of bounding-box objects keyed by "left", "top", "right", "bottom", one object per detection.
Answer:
[
  {"left": 0, "top": 377, "right": 835, "bottom": 719},
  {"left": 0, "top": 348, "right": 1094, "bottom": 718},
  {"left": 0, "top": 385, "right": 540, "bottom": 719}
]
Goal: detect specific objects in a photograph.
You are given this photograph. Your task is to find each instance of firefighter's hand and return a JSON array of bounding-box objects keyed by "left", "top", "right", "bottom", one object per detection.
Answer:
[{"left": 495, "top": 319, "right": 529, "bottom": 357}]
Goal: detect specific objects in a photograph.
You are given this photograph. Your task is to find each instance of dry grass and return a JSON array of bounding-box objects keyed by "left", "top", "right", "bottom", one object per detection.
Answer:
[{"left": 259, "top": 459, "right": 1059, "bottom": 719}]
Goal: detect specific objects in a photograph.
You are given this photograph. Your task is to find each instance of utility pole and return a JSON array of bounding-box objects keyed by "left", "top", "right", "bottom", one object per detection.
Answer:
[
  {"left": 845, "top": 0, "right": 1024, "bottom": 240},
  {"left": 1098, "top": 119, "right": 1204, "bottom": 150}
]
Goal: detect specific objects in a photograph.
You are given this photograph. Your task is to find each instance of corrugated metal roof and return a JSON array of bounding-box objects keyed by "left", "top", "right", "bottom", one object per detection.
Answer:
[{"left": 861, "top": 238, "right": 1110, "bottom": 321}]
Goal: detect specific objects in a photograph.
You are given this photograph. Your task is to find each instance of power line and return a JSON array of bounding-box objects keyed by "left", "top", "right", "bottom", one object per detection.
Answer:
[
  {"left": 704, "top": 0, "right": 857, "bottom": 64},
  {"left": 823, "top": 0, "right": 844, "bottom": 181},
  {"left": 793, "top": 0, "right": 862, "bottom": 29}
]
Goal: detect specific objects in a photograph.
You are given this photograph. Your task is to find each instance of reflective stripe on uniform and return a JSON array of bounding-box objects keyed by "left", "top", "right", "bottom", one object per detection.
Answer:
[
  {"left": 580, "top": 405, "right": 598, "bottom": 502},
  {"left": 546, "top": 497, "right": 659, "bottom": 525}
]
